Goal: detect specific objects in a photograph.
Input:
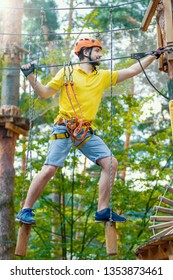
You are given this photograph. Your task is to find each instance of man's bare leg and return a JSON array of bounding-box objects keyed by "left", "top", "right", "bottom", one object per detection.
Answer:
[
  {"left": 23, "top": 165, "right": 58, "bottom": 209},
  {"left": 97, "top": 156, "right": 118, "bottom": 211}
]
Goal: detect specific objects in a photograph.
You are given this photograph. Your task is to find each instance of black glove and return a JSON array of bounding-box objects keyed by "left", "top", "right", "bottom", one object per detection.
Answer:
[
  {"left": 150, "top": 47, "right": 165, "bottom": 59},
  {"left": 20, "top": 63, "right": 35, "bottom": 77}
]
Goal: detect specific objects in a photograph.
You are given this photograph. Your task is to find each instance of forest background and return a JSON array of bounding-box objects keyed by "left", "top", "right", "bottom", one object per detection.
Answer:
[{"left": 0, "top": 0, "right": 172, "bottom": 260}]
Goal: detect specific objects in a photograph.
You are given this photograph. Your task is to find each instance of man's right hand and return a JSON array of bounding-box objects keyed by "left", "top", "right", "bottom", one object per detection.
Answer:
[{"left": 20, "top": 63, "right": 35, "bottom": 77}]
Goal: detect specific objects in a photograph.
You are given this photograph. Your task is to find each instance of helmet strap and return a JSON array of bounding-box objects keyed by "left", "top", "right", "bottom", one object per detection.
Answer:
[{"left": 83, "top": 47, "right": 98, "bottom": 71}]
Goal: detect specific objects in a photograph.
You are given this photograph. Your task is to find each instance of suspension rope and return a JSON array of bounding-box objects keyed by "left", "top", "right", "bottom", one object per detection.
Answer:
[
  {"left": 135, "top": 58, "right": 169, "bottom": 101},
  {"left": 20, "top": 8, "right": 45, "bottom": 208},
  {"left": 2, "top": 1, "right": 144, "bottom": 12},
  {"left": 0, "top": 56, "right": 132, "bottom": 71},
  {"left": 0, "top": 25, "right": 146, "bottom": 37},
  {"left": 109, "top": 7, "right": 114, "bottom": 222}
]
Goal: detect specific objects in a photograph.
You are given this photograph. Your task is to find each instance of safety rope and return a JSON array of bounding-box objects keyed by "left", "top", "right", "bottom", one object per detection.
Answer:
[
  {"left": 20, "top": 8, "right": 45, "bottom": 209},
  {"left": 59, "top": 62, "right": 91, "bottom": 141},
  {"left": 68, "top": 62, "right": 84, "bottom": 120},
  {"left": 130, "top": 46, "right": 173, "bottom": 101},
  {"left": 135, "top": 58, "right": 169, "bottom": 101},
  {"left": 109, "top": 7, "right": 114, "bottom": 221}
]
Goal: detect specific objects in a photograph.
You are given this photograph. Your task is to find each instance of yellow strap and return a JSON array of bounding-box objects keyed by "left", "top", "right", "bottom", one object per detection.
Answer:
[
  {"left": 76, "top": 136, "right": 91, "bottom": 149},
  {"left": 50, "top": 132, "right": 69, "bottom": 140},
  {"left": 169, "top": 100, "right": 173, "bottom": 139}
]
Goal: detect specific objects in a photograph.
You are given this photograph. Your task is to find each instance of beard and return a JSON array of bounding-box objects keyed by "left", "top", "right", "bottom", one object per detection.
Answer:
[{"left": 89, "top": 59, "right": 100, "bottom": 67}]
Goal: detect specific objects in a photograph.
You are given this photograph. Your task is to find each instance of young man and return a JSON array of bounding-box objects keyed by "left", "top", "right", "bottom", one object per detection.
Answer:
[{"left": 16, "top": 37, "right": 158, "bottom": 224}]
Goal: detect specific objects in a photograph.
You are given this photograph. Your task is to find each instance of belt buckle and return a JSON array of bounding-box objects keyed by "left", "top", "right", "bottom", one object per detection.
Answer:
[{"left": 65, "top": 132, "right": 69, "bottom": 138}]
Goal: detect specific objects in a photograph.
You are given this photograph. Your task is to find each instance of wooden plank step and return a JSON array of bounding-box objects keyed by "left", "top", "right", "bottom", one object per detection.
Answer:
[
  {"left": 150, "top": 216, "right": 173, "bottom": 222},
  {"left": 5, "top": 122, "right": 28, "bottom": 136},
  {"left": 135, "top": 234, "right": 173, "bottom": 260},
  {"left": 162, "top": 184, "right": 173, "bottom": 194},
  {"left": 105, "top": 221, "right": 118, "bottom": 256},
  {"left": 15, "top": 223, "right": 32, "bottom": 257},
  {"left": 150, "top": 225, "right": 173, "bottom": 240},
  {"left": 0, "top": 116, "right": 30, "bottom": 130},
  {"left": 149, "top": 221, "right": 173, "bottom": 231},
  {"left": 153, "top": 206, "right": 173, "bottom": 215},
  {"left": 158, "top": 196, "right": 173, "bottom": 207}
]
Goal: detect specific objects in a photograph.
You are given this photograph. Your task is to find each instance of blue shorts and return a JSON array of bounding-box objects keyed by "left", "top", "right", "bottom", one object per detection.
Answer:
[{"left": 44, "top": 124, "right": 112, "bottom": 167}]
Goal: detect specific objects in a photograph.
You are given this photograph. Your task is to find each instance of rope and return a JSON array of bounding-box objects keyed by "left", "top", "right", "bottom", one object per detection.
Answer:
[
  {"left": 63, "top": 64, "right": 78, "bottom": 118},
  {"left": 136, "top": 58, "right": 169, "bottom": 101},
  {"left": 109, "top": 7, "right": 114, "bottom": 222},
  {"left": 2, "top": 1, "right": 144, "bottom": 11},
  {"left": 20, "top": 8, "right": 45, "bottom": 208},
  {"left": 151, "top": 153, "right": 173, "bottom": 237},
  {"left": 20, "top": 35, "right": 34, "bottom": 208},
  {"left": 0, "top": 56, "right": 132, "bottom": 71},
  {"left": 70, "top": 149, "right": 76, "bottom": 260},
  {"left": 60, "top": 63, "right": 91, "bottom": 141},
  {"left": 0, "top": 26, "right": 144, "bottom": 37},
  {"left": 68, "top": 62, "right": 84, "bottom": 120}
]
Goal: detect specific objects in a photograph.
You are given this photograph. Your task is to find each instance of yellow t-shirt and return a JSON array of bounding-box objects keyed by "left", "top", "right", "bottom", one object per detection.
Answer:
[{"left": 47, "top": 65, "right": 119, "bottom": 124}]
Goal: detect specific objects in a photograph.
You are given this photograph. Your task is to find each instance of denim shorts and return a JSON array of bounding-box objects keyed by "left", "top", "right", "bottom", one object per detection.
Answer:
[{"left": 44, "top": 124, "right": 112, "bottom": 167}]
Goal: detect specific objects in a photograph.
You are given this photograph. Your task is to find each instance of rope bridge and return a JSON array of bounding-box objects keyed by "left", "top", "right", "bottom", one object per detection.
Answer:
[{"left": 135, "top": 101, "right": 173, "bottom": 260}]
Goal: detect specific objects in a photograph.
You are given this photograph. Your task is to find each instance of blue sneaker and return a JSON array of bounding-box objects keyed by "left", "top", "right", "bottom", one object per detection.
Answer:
[
  {"left": 16, "top": 208, "right": 36, "bottom": 224},
  {"left": 95, "top": 208, "right": 126, "bottom": 223}
]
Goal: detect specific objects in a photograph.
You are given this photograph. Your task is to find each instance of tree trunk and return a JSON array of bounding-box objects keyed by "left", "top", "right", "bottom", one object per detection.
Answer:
[
  {"left": 156, "top": 0, "right": 173, "bottom": 98},
  {"left": 0, "top": 128, "right": 18, "bottom": 259},
  {"left": 1, "top": 0, "right": 24, "bottom": 106},
  {"left": 0, "top": 0, "right": 24, "bottom": 259}
]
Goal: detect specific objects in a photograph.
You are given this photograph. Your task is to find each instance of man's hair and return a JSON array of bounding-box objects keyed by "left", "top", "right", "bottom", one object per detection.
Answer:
[{"left": 78, "top": 47, "right": 90, "bottom": 61}]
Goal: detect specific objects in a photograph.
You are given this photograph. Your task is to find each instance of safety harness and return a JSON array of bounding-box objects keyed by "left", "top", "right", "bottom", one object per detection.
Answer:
[{"left": 51, "top": 62, "right": 93, "bottom": 143}]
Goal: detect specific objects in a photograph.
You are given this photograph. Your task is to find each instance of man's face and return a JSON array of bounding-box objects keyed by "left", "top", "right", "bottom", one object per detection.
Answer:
[
  {"left": 90, "top": 47, "right": 102, "bottom": 65},
  {"left": 83, "top": 47, "right": 102, "bottom": 65}
]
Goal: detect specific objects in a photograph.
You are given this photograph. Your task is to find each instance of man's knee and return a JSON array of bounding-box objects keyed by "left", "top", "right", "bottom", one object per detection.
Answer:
[
  {"left": 111, "top": 157, "right": 118, "bottom": 170},
  {"left": 41, "top": 165, "right": 58, "bottom": 180},
  {"left": 97, "top": 156, "right": 118, "bottom": 171}
]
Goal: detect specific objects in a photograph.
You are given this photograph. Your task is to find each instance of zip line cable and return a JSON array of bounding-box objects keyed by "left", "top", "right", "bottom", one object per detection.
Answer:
[
  {"left": 0, "top": 53, "right": 170, "bottom": 102},
  {"left": 1, "top": 1, "right": 144, "bottom": 12},
  {"left": 0, "top": 25, "right": 144, "bottom": 37},
  {"left": 0, "top": 55, "right": 147, "bottom": 70}
]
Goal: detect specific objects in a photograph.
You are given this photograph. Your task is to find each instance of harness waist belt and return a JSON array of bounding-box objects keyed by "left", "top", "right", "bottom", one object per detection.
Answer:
[
  {"left": 50, "top": 132, "right": 69, "bottom": 140},
  {"left": 50, "top": 127, "right": 97, "bottom": 141}
]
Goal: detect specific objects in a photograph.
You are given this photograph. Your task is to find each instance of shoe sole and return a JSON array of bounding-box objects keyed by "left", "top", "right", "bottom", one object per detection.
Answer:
[{"left": 15, "top": 218, "right": 36, "bottom": 224}]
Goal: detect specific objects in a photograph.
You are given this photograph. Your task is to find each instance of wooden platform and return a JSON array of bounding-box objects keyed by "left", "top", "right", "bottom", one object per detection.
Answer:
[
  {"left": 0, "top": 115, "right": 30, "bottom": 137},
  {"left": 0, "top": 115, "right": 30, "bottom": 130},
  {"left": 135, "top": 234, "right": 173, "bottom": 260}
]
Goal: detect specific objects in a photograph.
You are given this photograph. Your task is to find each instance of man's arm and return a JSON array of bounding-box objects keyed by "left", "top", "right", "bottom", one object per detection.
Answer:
[
  {"left": 21, "top": 63, "right": 57, "bottom": 99},
  {"left": 116, "top": 55, "right": 156, "bottom": 84}
]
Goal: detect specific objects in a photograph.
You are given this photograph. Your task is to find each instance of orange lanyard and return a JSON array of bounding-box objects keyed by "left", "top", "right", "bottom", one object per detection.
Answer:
[{"left": 62, "top": 63, "right": 91, "bottom": 141}]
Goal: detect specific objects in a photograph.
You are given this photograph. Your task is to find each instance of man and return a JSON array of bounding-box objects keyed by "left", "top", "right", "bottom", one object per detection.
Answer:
[{"left": 16, "top": 37, "right": 158, "bottom": 224}]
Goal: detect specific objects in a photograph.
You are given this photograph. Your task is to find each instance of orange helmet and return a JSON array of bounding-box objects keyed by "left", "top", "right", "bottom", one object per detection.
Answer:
[{"left": 74, "top": 37, "right": 102, "bottom": 56}]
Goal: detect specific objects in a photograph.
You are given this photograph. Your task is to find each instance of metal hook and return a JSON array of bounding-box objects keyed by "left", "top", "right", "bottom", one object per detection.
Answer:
[
  {"left": 68, "top": 61, "right": 74, "bottom": 81},
  {"left": 63, "top": 62, "right": 68, "bottom": 84}
]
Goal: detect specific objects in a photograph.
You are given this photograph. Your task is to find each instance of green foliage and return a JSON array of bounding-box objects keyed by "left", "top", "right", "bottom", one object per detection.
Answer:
[
  {"left": 13, "top": 0, "right": 173, "bottom": 260},
  {"left": 24, "top": 0, "right": 59, "bottom": 40},
  {"left": 82, "top": 0, "right": 150, "bottom": 37}
]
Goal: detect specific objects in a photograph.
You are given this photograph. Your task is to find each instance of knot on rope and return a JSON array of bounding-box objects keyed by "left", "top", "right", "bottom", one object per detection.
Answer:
[{"left": 58, "top": 117, "right": 91, "bottom": 141}]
